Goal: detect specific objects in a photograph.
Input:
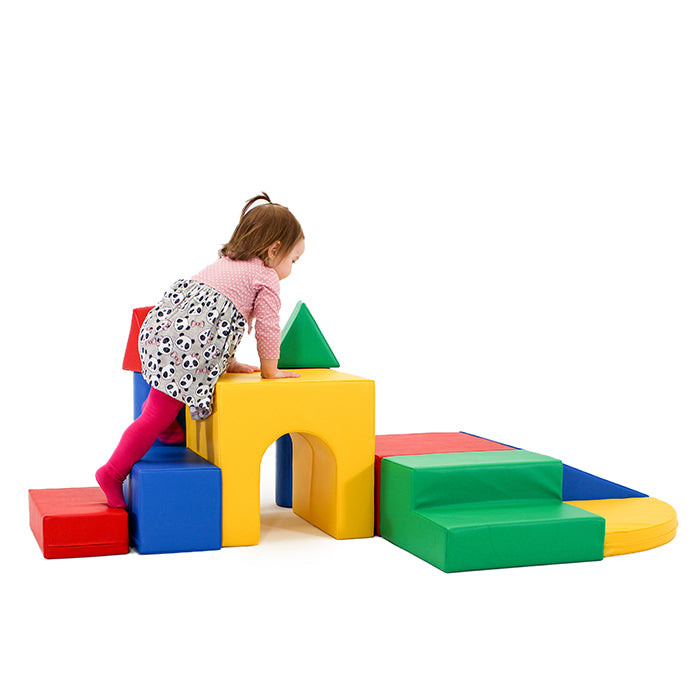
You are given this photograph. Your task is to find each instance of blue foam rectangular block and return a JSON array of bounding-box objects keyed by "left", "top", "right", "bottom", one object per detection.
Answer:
[
  {"left": 123, "top": 445, "right": 222, "bottom": 554},
  {"left": 275, "top": 434, "right": 293, "bottom": 508}
]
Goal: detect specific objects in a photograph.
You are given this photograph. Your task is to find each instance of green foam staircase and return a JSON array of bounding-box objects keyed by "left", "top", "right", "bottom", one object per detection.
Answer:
[{"left": 379, "top": 450, "right": 606, "bottom": 572}]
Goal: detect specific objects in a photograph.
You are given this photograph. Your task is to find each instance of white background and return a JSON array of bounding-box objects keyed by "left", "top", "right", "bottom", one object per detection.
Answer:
[{"left": 2, "top": 2, "right": 698, "bottom": 698}]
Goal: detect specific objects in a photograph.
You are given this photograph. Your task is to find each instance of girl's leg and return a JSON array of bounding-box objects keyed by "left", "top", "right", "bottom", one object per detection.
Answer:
[
  {"left": 96, "top": 387, "right": 184, "bottom": 508},
  {"left": 157, "top": 417, "right": 185, "bottom": 445}
]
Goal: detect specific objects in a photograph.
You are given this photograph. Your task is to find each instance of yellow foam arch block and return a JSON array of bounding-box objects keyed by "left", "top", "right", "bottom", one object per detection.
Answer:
[
  {"left": 565, "top": 497, "right": 678, "bottom": 557},
  {"left": 187, "top": 369, "right": 375, "bottom": 546}
]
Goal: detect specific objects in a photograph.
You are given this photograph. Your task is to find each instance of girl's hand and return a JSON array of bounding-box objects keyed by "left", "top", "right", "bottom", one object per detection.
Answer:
[
  {"left": 226, "top": 359, "right": 260, "bottom": 374},
  {"left": 260, "top": 358, "right": 300, "bottom": 379}
]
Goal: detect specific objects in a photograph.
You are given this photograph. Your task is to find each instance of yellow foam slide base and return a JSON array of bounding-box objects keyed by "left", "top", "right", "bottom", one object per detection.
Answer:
[{"left": 565, "top": 497, "right": 678, "bottom": 557}]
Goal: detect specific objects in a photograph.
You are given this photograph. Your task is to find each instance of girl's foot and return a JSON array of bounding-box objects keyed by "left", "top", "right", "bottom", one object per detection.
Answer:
[{"left": 95, "top": 464, "right": 127, "bottom": 508}]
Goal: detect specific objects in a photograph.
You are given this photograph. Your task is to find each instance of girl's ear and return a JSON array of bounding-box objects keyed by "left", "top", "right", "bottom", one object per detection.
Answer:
[{"left": 267, "top": 240, "right": 281, "bottom": 260}]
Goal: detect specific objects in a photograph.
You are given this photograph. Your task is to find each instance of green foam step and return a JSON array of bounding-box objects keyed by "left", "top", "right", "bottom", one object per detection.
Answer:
[
  {"left": 404, "top": 501, "right": 604, "bottom": 572},
  {"left": 388, "top": 450, "right": 565, "bottom": 507},
  {"left": 380, "top": 451, "right": 606, "bottom": 572}
]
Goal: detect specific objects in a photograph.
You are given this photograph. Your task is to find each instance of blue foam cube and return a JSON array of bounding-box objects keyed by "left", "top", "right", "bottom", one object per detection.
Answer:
[{"left": 124, "top": 445, "right": 222, "bottom": 554}]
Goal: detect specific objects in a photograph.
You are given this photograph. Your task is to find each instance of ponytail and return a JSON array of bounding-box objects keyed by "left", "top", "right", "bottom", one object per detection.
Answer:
[{"left": 240, "top": 192, "right": 274, "bottom": 218}]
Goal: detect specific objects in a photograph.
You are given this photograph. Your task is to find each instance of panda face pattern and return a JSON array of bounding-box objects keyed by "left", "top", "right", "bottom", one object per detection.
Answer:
[
  {"left": 139, "top": 279, "right": 246, "bottom": 418},
  {"left": 203, "top": 344, "right": 219, "bottom": 361},
  {"left": 179, "top": 373, "right": 194, "bottom": 390},
  {"left": 176, "top": 335, "right": 194, "bottom": 352},
  {"left": 199, "top": 330, "right": 212, "bottom": 347},
  {"left": 182, "top": 354, "right": 200, "bottom": 370},
  {"left": 157, "top": 337, "right": 173, "bottom": 355},
  {"left": 217, "top": 320, "right": 231, "bottom": 339},
  {"left": 195, "top": 383, "right": 211, "bottom": 398}
]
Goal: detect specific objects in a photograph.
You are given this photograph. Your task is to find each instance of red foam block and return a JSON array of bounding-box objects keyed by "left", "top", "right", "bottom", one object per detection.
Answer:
[
  {"left": 29, "top": 487, "right": 129, "bottom": 559},
  {"left": 122, "top": 306, "right": 154, "bottom": 372},
  {"left": 374, "top": 432, "right": 515, "bottom": 536}
]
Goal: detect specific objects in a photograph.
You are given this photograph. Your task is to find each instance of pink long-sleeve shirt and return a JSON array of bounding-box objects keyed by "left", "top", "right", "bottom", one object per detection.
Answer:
[{"left": 191, "top": 256, "right": 281, "bottom": 359}]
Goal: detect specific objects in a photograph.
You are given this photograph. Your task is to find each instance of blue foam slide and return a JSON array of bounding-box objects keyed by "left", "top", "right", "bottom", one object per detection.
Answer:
[
  {"left": 561, "top": 463, "right": 647, "bottom": 501},
  {"left": 460, "top": 431, "right": 646, "bottom": 501}
]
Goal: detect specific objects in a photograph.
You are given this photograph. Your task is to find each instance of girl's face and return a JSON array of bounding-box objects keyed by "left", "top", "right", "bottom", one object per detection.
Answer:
[{"left": 270, "top": 238, "right": 305, "bottom": 280}]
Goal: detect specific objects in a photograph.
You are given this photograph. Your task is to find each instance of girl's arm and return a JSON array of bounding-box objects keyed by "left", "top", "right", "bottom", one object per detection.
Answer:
[{"left": 260, "top": 358, "right": 300, "bottom": 379}]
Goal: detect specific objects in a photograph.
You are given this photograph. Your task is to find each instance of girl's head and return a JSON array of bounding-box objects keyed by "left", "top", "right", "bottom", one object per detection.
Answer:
[{"left": 220, "top": 193, "right": 305, "bottom": 278}]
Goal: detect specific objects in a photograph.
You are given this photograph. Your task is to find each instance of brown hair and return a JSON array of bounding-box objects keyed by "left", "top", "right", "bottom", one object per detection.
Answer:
[{"left": 219, "top": 192, "right": 304, "bottom": 265}]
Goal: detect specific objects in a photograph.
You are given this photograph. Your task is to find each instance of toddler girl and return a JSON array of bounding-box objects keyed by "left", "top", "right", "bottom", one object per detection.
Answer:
[{"left": 96, "top": 192, "right": 305, "bottom": 508}]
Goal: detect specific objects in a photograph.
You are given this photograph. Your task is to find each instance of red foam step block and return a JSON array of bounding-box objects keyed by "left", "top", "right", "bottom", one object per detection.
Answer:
[
  {"left": 122, "top": 306, "right": 154, "bottom": 372},
  {"left": 29, "top": 487, "right": 129, "bottom": 559},
  {"left": 374, "top": 432, "right": 516, "bottom": 536}
]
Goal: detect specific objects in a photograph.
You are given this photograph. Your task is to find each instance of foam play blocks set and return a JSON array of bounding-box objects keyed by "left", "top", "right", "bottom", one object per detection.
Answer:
[
  {"left": 28, "top": 300, "right": 678, "bottom": 571},
  {"left": 373, "top": 431, "right": 677, "bottom": 570},
  {"left": 29, "top": 487, "right": 129, "bottom": 559},
  {"left": 28, "top": 446, "right": 221, "bottom": 559},
  {"left": 186, "top": 368, "right": 375, "bottom": 546},
  {"left": 124, "top": 445, "right": 222, "bottom": 554},
  {"left": 455, "top": 432, "right": 676, "bottom": 557},
  {"left": 379, "top": 449, "right": 606, "bottom": 572}
]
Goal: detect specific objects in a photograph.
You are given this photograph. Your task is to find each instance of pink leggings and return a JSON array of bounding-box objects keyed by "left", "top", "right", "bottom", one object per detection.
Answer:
[{"left": 107, "top": 387, "right": 184, "bottom": 480}]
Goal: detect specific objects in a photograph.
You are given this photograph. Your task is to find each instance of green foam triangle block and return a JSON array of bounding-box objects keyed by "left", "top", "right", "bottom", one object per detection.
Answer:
[{"left": 278, "top": 301, "right": 339, "bottom": 369}]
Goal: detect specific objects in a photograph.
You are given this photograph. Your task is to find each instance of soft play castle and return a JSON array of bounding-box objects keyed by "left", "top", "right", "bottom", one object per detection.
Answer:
[{"left": 28, "top": 302, "right": 678, "bottom": 571}]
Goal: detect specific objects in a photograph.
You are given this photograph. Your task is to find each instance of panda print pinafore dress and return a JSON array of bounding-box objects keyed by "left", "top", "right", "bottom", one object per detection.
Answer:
[{"left": 138, "top": 279, "right": 247, "bottom": 420}]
